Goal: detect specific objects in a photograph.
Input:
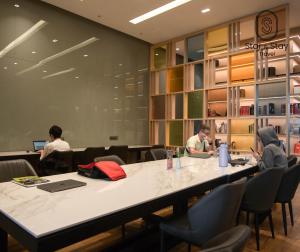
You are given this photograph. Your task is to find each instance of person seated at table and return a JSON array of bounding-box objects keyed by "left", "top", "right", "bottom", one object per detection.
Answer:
[
  {"left": 252, "top": 127, "right": 287, "bottom": 170},
  {"left": 184, "top": 125, "right": 214, "bottom": 156},
  {"left": 39, "top": 125, "right": 70, "bottom": 160}
]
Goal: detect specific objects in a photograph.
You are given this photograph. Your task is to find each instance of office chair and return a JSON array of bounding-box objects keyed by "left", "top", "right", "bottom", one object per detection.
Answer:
[
  {"left": 287, "top": 155, "right": 298, "bottom": 167},
  {"left": 0, "top": 159, "right": 37, "bottom": 182},
  {"left": 39, "top": 150, "right": 74, "bottom": 176},
  {"left": 107, "top": 145, "right": 128, "bottom": 164},
  {"left": 94, "top": 155, "right": 125, "bottom": 165},
  {"left": 145, "top": 148, "right": 168, "bottom": 161},
  {"left": 83, "top": 147, "right": 105, "bottom": 164},
  {"left": 275, "top": 164, "right": 300, "bottom": 235},
  {"left": 239, "top": 168, "right": 284, "bottom": 250},
  {"left": 160, "top": 181, "right": 246, "bottom": 251},
  {"left": 201, "top": 225, "right": 251, "bottom": 252}
]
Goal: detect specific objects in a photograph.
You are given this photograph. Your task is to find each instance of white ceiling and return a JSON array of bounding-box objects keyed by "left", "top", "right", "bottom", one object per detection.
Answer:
[{"left": 42, "top": 0, "right": 300, "bottom": 44}]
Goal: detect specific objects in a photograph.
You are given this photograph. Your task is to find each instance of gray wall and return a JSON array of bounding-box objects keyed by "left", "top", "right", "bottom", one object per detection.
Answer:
[{"left": 0, "top": 0, "right": 149, "bottom": 151}]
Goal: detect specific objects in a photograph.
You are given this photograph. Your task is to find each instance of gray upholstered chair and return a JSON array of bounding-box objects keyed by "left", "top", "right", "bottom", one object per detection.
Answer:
[
  {"left": 93, "top": 154, "right": 126, "bottom": 237},
  {"left": 107, "top": 145, "right": 128, "bottom": 164},
  {"left": 160, "top": 181, "right": 246, "bottom": 251},
  {"left": 83, "top": 147, "right": 105, "bottom": 164},
  {"left": 201, "top": 225, "right": 251, "bottom": 252},
  {"left": 275, "top": 164, "right": 300, "bottom": 235},
  {"left": 94, "top": 155, "right": 125, "bottom": 165},
  {"left": 145, "top": 148, "right": 168, "bottom": 161},
  {"left": 0, "top": 159, "right": 37, "bottom": 183},
  {"left": 239, "top": 168, "right": 284, "bottom": 250},
  {"left": 287, "top": 155, "right": 297, "bottom": 167}
]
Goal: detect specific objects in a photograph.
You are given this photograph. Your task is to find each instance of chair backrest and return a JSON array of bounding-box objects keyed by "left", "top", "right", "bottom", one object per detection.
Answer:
[
  {"left": 42, "top": 151, "right": 74, "bottom": 174},
  {"left": 94, "top": 155, "right": 125, "bottom": 165},
  {"left": 276, "top": 164, "right": 300, "bottom": 203},
  {"left": 152, "top": 144, "right": 165, "bottom": 149},
  {"left": 107, "top": 145, "right": 128, "bottom": 163},
  {"left": 287, "top": 155, "right": 298, "bottom": 167},
  {"left": 84, "top": 147, "right": 105, "bottom": 164},
  {"left": 201, "top": 225, "right": 251, "bottom": 252},
  {"left": 242, "top": 168, "right": 284, "bottom": 212},
  {"left": 150, "top": 148, "right": 168, "bottom": 160},
  {"left": 187, "top": 181, "right": 246, "bottom": 244},
  {"left": 0, "top": 159, "right": 37, "bottom": 183}
]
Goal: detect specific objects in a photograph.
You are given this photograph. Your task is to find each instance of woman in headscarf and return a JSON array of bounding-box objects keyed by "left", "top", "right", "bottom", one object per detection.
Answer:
[{"left": 253, "top": 127, "right": 288, "bottom": 170}]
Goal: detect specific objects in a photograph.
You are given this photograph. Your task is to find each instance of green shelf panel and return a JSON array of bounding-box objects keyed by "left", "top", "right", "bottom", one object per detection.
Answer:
[
  {"left": 158, "top": 121, "right": 165, "bottom": 145},
  {"left": 175, "top": 94, "right": 183, "bottom": 119},
  {"left": 188, "top": 90, "right": 204, "bottom": 118},
  {"left": 169, "top": 121, "right": 183, "bottom": 146},
  {"left": 154, "top": 46, "right": 167, "bottom": 69}
]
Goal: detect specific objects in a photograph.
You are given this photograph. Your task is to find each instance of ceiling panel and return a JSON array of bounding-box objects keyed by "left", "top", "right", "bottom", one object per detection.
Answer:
[{"left": 41, "top": 0, "right": 300, "bottom": 44}]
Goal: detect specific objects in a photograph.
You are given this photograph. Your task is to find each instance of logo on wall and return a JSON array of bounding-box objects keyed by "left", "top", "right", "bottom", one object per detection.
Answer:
[{"left": 255, "top": 10, "right": 278, "bottom": 41}]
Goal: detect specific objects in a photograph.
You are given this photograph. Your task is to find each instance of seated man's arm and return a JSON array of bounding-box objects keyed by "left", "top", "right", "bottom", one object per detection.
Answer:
[{"left": 40, "top": 144, "right": 53, "bottom": 160}]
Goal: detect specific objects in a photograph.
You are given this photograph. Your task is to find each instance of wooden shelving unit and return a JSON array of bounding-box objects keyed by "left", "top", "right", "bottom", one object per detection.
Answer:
[{"left": 150, "top": 5, "right": 300, "bottom": 154}]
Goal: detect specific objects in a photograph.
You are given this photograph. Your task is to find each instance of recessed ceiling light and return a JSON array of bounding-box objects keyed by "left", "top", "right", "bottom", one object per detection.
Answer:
[
  {"left": 3, "top": 66, "right": 8, "bottom": 70},
  {"left": 14, "top": 62, "right": 18, "bottom": 65},
  {"left": 14, "top": 4, "right": 20, "bottom": 8},
  {"left": 52, "top": 39, "right": 58, "bottom": 43},
  {"left": 201, "top": 8, "right": 210, "bottom": 13},
  {"left": 119, "top": 63, "right": 123, "bottom": 66},
  {"left": 32, "top": 51, "right": 36, "bottom": 54},
  {"left": 114, "top": 86, "right": 118, "bottom": 89},
  {"left": 43, "top": 70, "right": 47, "bottom": 73},
  {"left": 75, "top": 76, "right": 79, "bottom": 79},
  {"left": 176, "top": 48, "right": 180, "bottom": 51},
  {"left": 130, "top": 0, "right": 192, "bottom": 24},
  {"left": 155, "top": 53, "right": 159, "bottom": 56},
  {"left": 83, "top": 54, "right": 88, "bottom": 57}
]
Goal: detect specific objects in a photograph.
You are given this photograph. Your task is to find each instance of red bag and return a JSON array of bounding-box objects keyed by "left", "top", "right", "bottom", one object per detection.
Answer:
[
  {"left": 294, "top": 143, "right": 300, "bottom": 155},
  {"left": 78, "top": 161, "right": 126, "bottom": 181}
]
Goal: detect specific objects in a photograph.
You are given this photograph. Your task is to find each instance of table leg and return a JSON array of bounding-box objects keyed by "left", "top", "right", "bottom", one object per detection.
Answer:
[{"left": 0, "top": 227, "right": 8, "bottom": 252}]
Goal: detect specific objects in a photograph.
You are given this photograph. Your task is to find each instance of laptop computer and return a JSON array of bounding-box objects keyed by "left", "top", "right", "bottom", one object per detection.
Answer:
[
  {"left": 32, "top": 140, "right": 47, "bottom": 152},
  {"left": 37, "top": 179, "right": 87, "bottom": 193}
]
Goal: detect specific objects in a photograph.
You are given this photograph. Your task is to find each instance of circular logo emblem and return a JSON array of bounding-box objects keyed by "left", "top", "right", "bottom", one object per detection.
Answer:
[{"left": 256, "top": 10, "right": 278, "bottom": 41}]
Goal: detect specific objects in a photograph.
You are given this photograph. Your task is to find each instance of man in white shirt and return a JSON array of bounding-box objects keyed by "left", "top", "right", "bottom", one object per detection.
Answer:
[
  {"left": 184, "top": 124, "right": 213, "bottom": 156},
  {"left": 40, "top": 125, "right": 70, "bottom": 160}
]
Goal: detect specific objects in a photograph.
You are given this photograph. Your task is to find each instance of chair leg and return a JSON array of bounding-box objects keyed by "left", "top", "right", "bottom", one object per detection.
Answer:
[
  {"left": 254, "top": 213, "right": 260, "bottom": 251},
  {"left": 188, "top": 243, "right": 191, "bottom": 252},
  {"left": 288, "top": 200, "right": 294, "bottom": 226},
  {"left": 246, "top": 211, "right": 250, "bottom": 225},
  {"left": 160, "top": 230, "right": 166, "bottom": 252},
  {"left": 282, "top": 203, "right": 288, "bottom": 236},
  {"left": 236, "top": 209, "right": 241, "bottom": 225},
  {"left": 0, "top": 228, "right": 8, "bottom": 252},
  {"left": 121, "top": 224, "right": 126, "bottom": 239},
  {"left": 268, "top": 212, "right": 275, "bottom": 239}
]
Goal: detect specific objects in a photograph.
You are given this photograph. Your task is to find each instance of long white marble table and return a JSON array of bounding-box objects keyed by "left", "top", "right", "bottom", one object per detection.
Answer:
[{"left": 0, "top": 157, "right": 258, "bottom": 252}]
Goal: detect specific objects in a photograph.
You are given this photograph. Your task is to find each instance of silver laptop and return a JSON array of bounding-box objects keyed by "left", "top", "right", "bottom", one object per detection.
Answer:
[{"left": 33, "top": 140, "right": 47, "bottom": 152}]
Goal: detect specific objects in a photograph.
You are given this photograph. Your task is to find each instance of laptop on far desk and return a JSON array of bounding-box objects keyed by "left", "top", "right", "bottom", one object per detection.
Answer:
[{"left": 33, "top": 140, "right": 47, "bottom": 152}]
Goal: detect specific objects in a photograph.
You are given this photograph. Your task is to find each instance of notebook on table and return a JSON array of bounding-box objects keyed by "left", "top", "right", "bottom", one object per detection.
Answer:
[
  {"left": 37, "top": 179, "right": 86, "bottom": 193},
  {"left": 188, "top": 153, "right": 212, "bottom": 159},
  {"left": 12, "top": 176, "right": 49, "bottom": 187}
]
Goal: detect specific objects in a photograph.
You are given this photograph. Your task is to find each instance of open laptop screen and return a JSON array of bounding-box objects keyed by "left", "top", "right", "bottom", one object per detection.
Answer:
[{"left": 32, "top": 140, "right": 47, "bottom": 151}]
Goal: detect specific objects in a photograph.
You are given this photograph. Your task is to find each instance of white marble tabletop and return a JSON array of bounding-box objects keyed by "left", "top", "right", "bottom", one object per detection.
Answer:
[{"left": 0, "top": 156, "right": 256, "bottom": 238}]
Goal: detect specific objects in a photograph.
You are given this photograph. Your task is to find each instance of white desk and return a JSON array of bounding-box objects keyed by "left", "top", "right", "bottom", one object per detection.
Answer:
[{"left": 0, "top": 157, "right": 257, "bottom": 251}]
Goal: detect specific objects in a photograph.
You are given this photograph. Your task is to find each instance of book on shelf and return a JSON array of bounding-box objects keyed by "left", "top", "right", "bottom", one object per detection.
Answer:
[{"left": 12, "top": 176, "right": 49, "bottom": 187}]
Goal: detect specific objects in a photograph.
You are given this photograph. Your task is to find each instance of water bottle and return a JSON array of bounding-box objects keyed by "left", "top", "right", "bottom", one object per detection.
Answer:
[
  {"left": 175, "top": 147, "right": 181, "bottom": 169},
  {"left": 219, "top": 144, "right": 229, "bottom": 167},
  {"left": 167, "top": 150, "right": 173, "bottom": 169}
]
